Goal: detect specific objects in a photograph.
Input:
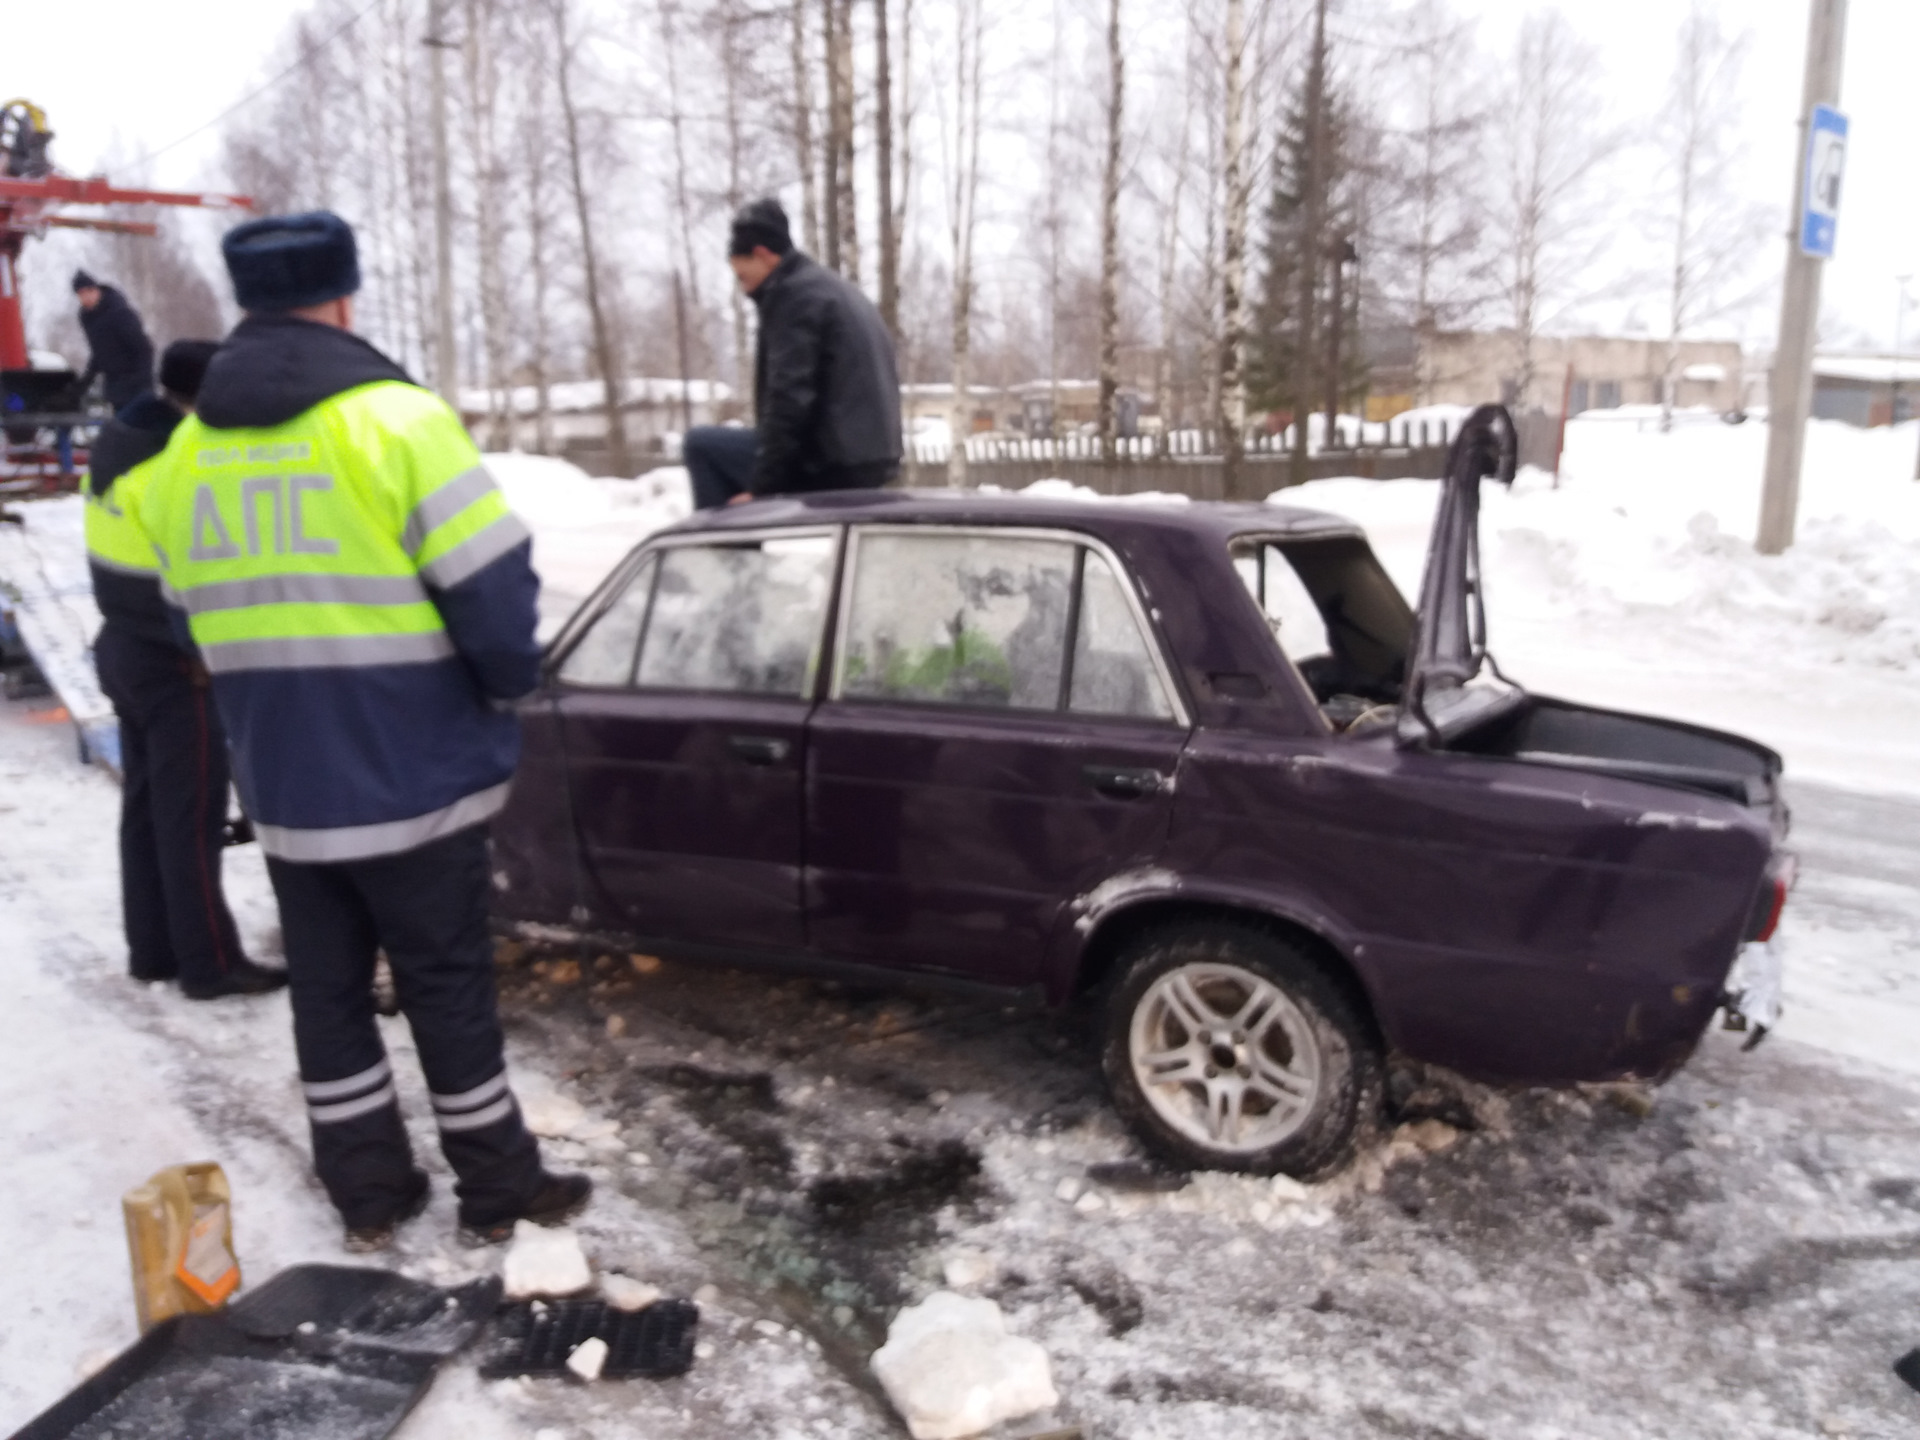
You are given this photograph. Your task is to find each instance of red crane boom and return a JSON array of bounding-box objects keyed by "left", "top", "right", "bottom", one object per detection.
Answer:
[{"left": 0, "top": 103, "right": 253, "bottom": 370}]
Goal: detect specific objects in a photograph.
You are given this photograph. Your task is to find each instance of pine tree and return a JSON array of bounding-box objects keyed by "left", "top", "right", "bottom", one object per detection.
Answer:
[{"left": 1249, "top": 69, "right": 1362, "bottom": 423}]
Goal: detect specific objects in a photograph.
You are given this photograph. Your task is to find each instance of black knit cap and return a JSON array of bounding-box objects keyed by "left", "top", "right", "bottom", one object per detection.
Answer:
[
  {"left": 71, "top": 269, "right": 99, "bottom": 292},
  {"left": 221, "top": 210, "right": 361, "bottom": 312},
  {"left": 728, "top": 198, "right": 792, "bottom": 258},
  {"left": 158, "top": 339, "right": 221, "bottom": 403}
]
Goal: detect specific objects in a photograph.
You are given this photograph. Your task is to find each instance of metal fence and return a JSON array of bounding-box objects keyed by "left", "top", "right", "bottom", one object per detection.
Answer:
[{"left": 899, "top": 415, "right": 1467, "bottom": 501}]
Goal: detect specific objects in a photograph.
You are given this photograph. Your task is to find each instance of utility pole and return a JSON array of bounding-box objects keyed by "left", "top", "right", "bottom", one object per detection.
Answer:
[
  {"left": 1757, "top": 0, "right": 1848, "bottom": 555},
  {"left": 428, "top": 0, "right": 457, "bottom": 406}
]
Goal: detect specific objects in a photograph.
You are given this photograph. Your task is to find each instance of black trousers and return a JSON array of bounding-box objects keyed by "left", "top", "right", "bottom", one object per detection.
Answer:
[
  {"left": 103, "top": 371, "right": 150, "bottom": 413},
  {"left": 94, "top": 627, "right": 247, "bottom": 988},
  {"left": 265, "top": 825, "right": 544, "bottom": 1229},
  {"left": 682, "top": 424, "right": 896, "bottom": 508}
]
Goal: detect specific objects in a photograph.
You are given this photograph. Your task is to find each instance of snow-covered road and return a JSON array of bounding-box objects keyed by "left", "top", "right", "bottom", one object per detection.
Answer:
[
  {"left": 4, "top": 414, "right": 1919, "bottom": 1436},
  {"left": 2, "top": 685, "right": 1918, "bottom": 1439}
]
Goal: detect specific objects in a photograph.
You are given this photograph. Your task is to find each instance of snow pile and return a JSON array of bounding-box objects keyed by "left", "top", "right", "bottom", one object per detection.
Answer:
[
  {"left": 870, "top": 1291, "right": 1059, "bottom": 1440},
  {"left": 484, "top": 452, "right": 692, "bottom": 634},
  {"left": 501, "top": 1222, "right": 592, "bottom": 1299},
  {"left": 489, "top": 451, "right": 616, "bottom": 529},
  {"left": 979, "top": 477, "right": 1193, "bottom": 506}
]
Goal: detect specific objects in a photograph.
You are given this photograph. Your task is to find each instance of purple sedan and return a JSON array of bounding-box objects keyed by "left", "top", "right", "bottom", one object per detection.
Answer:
[{"left": 492, "top": 408, "right": 1790, "bottom": 1177}]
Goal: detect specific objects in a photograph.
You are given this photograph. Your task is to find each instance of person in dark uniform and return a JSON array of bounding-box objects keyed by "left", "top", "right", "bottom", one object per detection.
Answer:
[
  {"left": 84, "top": 340, "right": 285, "bottom": 1001},
  {"left": 683, "top": 197, "right": 902, "bottom": 508},
  {"left": 73, "top": 270, "right": 156, "bottom": 412},
  {"left": 140, "top": 212, "right": 588, "bottom": 1251}
]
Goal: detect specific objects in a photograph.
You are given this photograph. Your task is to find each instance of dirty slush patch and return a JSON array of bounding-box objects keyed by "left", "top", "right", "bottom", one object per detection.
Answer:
[{"left": 495, "top": 943, "right": 1920, "bottom": 1440}]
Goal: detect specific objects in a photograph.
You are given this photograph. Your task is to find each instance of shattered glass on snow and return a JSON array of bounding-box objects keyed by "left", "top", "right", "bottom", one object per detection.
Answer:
[
  {"left": 843, "top": 534, "right": 1074, "bottom": 709},
  {"left": 636, "top": 536, "right": 833, "bottom": 696}
]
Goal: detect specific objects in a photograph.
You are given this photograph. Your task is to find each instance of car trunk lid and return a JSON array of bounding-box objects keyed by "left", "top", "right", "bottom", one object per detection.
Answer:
[{"left": 1399, "top": 403, "right": 1521, "bottom": 747}]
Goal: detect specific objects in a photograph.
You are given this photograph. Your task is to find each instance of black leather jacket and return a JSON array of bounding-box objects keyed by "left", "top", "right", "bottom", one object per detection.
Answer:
[
  {"left": 78, "top": 286, "right": 155, "bottom": 397},
  {"left": 749, "top": 251, "right": 902, "bottom": 495}
]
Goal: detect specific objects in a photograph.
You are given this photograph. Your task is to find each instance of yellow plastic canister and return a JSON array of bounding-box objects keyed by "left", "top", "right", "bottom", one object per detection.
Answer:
[{"left": 121, "top": 1162, "right": 241, "bottom": 1332}]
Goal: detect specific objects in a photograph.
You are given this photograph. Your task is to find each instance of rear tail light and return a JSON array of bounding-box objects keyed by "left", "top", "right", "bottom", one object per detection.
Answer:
[{"left": 1748, "top": 856, "right": 1796, "bottom": 942}]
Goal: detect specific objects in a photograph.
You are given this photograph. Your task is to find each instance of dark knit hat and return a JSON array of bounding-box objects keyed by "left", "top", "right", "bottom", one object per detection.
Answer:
[
  {"left": 71, "top": 269, "right": 99, "bottom": 292},
  {"left": 728, "top": 198, "right": 792, "bottom": 258},
  {"left": 158, "top": 340, "right": 221, "bottom": 403},
  {"left": 221, "top": 210, "right": 361, "bottom": 312}
]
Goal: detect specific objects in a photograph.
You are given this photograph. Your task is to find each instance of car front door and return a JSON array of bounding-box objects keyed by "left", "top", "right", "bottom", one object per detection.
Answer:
[
  {"left": 546, "top": 528, "right": 838, "bottom": 952},
  {"left": 806, "top": 526, "right": 1191, "bottom": 987}
]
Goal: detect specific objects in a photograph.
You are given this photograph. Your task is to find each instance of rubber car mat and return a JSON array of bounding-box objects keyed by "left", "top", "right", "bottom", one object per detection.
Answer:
[
  {"left": 8, "top": 1265, "right": 501, "bottom": 1440},
  {"left": 1895, "top": 1347, "right": 1920, "bottom": 1394},
  {"left": 477, "top": 1297, "right": 700, "bottom": 1379}
]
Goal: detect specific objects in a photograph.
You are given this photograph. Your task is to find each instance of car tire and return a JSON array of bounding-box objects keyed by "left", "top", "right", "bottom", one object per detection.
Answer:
[{"left": 1100, "top": 921, "right": 1382, "bottom": 1179}]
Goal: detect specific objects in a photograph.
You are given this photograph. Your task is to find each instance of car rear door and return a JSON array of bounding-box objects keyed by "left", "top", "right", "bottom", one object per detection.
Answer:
[
  {"left": 545, "top": 528, "right": 838, "bottom": 952},
  {"left": 805, "top": 525, "right": 1191, "bottom": 987}
]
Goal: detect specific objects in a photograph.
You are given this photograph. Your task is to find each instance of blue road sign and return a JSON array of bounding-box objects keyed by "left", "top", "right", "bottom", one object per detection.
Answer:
[{"left": 1801, "top": 103, "right": 1848, "bottom": 259}]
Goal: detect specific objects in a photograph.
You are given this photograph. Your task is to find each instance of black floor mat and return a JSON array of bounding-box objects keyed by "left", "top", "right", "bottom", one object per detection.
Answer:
[
  {"left": 477, "top": 1298, "right": 700, "bottom": 1380},
  {"left": 9, "top": 1266, "right": 501, "bottom": 1440},
  {"left": 1895, "top": 1347, "right": 1920, "bottom": 1394}
]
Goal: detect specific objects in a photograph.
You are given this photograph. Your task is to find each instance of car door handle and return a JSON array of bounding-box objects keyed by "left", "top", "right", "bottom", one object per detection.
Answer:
[
  {"left": 1083, "top": 764, "right": 1169, "bottom": 799},
  {"left": 728, "top": 734, "right": 792, "bottom": 766}
]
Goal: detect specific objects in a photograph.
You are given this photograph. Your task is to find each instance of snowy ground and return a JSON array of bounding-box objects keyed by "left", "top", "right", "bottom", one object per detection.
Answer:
[
  {"left": 2, "top": 419, "right": 1919, "bottom": 1435},
  {"left": 2, "top": 689, "right": 1918, "bottom": 1438}
]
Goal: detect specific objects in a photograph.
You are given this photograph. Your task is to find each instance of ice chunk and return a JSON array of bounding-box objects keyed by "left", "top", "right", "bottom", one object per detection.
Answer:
[
  {"left": 602, "top": 1273, "right": 663, "bottom": 1311},
  {"left": 566, "top": 1336, "right": 608, "bottom": 1381},
  {"left": 516, "top": 1075, "right": 588, "bottom": 1138},
  {"left": 1269, "top": 1174, "right": 1311, "bottom": 1203},
  {"left": 871, "top": 1291, "right": 1059, "bottom": 1440},
  {"left": 941, "top": 1249, "right": 996, "bottom": 1289},
  {"left": 502, "top": 1221, "right": 592, "bottom": 1299}
]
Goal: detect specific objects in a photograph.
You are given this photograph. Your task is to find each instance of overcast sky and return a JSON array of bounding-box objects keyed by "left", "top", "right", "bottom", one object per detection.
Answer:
[{"left": 7, "top": 0, "right": 1917, "bottom": 349}]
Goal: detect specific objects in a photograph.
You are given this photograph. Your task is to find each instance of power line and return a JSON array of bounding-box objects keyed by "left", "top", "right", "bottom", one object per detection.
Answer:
[{"left": 131, "top": 0, "right": 386, "bottom": 170}]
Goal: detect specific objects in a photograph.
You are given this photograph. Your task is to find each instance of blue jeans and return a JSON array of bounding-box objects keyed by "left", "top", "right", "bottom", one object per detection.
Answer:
[{"left": 684, "top": 425, "right": 759, "bottom": 509}]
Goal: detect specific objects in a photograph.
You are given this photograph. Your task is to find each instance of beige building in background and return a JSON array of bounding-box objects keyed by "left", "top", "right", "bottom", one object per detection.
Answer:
[{"left": 1392, "top": 331, "right": 1747, "bottom": 417}]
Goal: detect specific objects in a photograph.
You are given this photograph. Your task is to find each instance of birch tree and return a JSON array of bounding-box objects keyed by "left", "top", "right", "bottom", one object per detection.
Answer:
[
  {"left": 946, "top": 0, "right": 985, "bottom": 486},
  {"left": 1096, "top": 0, "right": 1124, "bottom": 458},
  {"left": 1217, "top": 0, "right": 1249, "bottom": 490},
  {"left": 874, "top": 0, "right": 899, "bottom": 336},
  {"left": 790, "top": 0, "right": 820, "bottom": 254},
  {"left": 552, "top": 0, "right": 629, "bottom": 474},
  {"left": 1494, "top": 11, "right": 1616, "bottom": 410},
  {"left": 1655, "top": 2, "right": 1765, "bottom": 431}
]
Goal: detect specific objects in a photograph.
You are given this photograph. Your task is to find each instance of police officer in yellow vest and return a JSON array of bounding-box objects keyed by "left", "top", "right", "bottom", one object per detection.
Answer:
[
  {"left": 86, "top": 340, "right": 282, "bottom": 999},
  {"left": 141, "top": 212, "right": 588, "bottom": 1250}
]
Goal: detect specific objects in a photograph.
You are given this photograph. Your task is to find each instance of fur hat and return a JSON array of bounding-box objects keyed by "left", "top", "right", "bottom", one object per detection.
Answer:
[
  {"left": 158, "top": 339, "right": 221, "bottom": 402},
  {"left": 221, "top": 211, "right": 361, "bottom": 312},
  {"left": 728, "top": 198, "right": 793, "bottom": 258}
]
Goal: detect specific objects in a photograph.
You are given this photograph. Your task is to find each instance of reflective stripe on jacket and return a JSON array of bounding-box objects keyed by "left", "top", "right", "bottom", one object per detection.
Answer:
[
  {"left": 142, "top": 376, "right": 540, "bottom": 863},
  {"left": 86, "top": 396, "right": 189, "bottom": 650}
]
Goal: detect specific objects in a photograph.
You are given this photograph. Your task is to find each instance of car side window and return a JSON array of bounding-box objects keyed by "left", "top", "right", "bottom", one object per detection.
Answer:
[
  {"left": 839, "top": 530, "right": 1179, "bottom": 721},
  {"left": 841, "top": 533, "right": 1074, "bottom": 708},
  {"left": 1234, "top": 544, "right": 1332, "bottom": 663},
  {"left": 635, "top": 535, "right": 835, "bottom": 696},
  {"left": 1069, "top": 551, "right": 1175, "bottom": 720},
  {"left": 556, "top": 554, "right": 658, "bottom": 687}
]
